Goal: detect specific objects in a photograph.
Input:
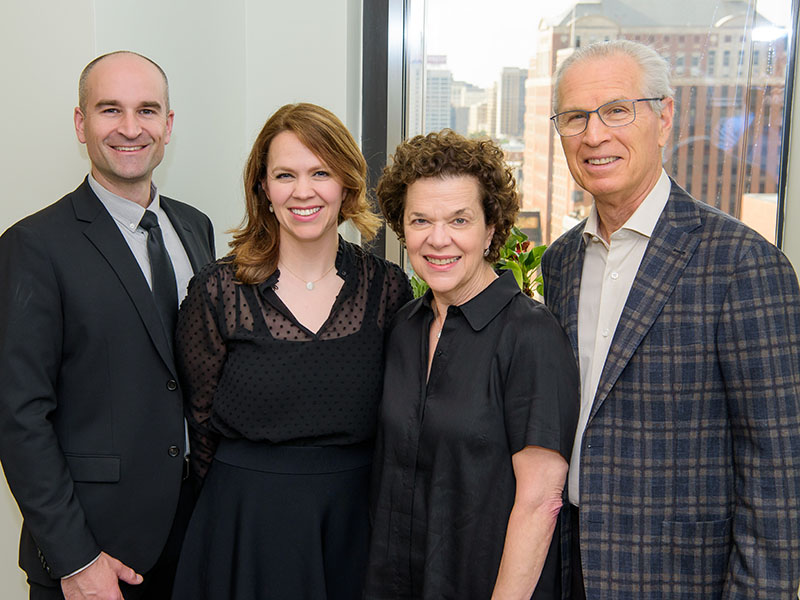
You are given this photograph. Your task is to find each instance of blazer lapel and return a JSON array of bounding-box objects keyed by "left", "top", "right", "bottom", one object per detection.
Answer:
[
  {"left": 161, "top": 198, "right": 207, "bottom": 274},
  {"left": 72, "top": 182, "right": 176, "bottom": 375},
  {"left": 589, "top": 183, "right": 702, "bottom": 422},
  {"left": 561, "top": 229, "right": 586, "bottom": 363}
]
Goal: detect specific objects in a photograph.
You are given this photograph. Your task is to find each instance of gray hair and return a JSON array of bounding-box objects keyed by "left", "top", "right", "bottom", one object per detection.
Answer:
[
  {"left": 552, "top": 40, "right": 674, "bottom": 115},
  {"left": 78, "top": 51, "right": 170, "bottom": 112}
]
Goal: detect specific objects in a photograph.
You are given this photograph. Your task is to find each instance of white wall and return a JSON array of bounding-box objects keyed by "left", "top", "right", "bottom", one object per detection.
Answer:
[{"left": 0, "top": 0, "right": 361, "bottom": 595}]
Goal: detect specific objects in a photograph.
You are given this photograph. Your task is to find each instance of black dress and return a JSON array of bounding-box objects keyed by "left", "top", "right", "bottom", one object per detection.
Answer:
[
  {"left": 365, "top": 271, "right": 579, "bottom": 600},
  {"left": 171, "top": 238, "right": 412, "bottom": 600}
]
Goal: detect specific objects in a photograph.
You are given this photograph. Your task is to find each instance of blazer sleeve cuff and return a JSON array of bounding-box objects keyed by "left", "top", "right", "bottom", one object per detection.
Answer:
[{"left": 61, "top": 553, "right": 101, "bottom": 579}]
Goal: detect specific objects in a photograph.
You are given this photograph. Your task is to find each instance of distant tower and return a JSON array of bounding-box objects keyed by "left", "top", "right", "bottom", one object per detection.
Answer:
[
  {"left": 497, "top": 67, "right": 527, "bottom": 138},
  {"left": 451, "top": 80, "right": 489, "bottom": 136},
  {"left": 425, "top": 55, "right": 452, "bottom": 133}
]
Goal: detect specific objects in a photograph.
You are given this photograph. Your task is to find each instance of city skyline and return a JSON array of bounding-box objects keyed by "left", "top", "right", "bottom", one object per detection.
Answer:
[
  {"left": 425, "top": 0, "right": 790, "bottom": 88},
  {"left": 418, "top": 0, "right": 791, "bottom": 246}
]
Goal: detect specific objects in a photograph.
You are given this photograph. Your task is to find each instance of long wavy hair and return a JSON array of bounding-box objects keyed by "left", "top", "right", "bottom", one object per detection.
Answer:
[{"left": 230, "top": 103, "right": 381, "bottom": 284}]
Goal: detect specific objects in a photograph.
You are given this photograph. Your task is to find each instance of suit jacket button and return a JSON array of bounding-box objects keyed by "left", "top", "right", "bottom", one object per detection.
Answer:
[
  {"left": 166, "top": 379, "right": 178, "bottom": 391},
  {"left": 168, "top": 445, "right": 180, "bottom": 457}
]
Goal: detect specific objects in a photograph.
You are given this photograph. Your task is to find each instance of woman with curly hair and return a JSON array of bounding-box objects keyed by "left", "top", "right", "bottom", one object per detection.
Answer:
[
  {"left": 171, "top": 103, "right": 412, "bottom": 599},
  {"left": 365, "top": 130, "right": 578, "bottom": 599}
]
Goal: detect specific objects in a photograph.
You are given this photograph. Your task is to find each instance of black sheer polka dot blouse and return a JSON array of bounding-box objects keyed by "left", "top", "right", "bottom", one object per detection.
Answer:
[{"left": 175, "top": 238, "right": 413, "bottom": 479}]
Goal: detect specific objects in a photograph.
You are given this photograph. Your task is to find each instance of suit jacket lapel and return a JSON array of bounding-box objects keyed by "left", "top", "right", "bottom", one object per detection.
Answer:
[
  {"left": 561, "top": 228, "right": 585, "bottom": 364},
  {"left": 71, "top": 181, "right": 176, "bottom": 375},
  {"left": 161, "top": 198, "right": 207, "bottom": 274},
  {"left": 589, "top": 182, "right": 702, "bottom": 422}
]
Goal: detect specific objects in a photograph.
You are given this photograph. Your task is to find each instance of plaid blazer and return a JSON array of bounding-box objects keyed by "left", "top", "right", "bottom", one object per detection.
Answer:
[{"left": 542, "top": 180, "right": 800, "bottom": 599}]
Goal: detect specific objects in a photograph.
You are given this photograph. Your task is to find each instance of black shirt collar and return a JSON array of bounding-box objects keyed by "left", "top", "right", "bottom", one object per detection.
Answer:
[{"left": 409, "top": 270, "right": 521, "bottom": 332}]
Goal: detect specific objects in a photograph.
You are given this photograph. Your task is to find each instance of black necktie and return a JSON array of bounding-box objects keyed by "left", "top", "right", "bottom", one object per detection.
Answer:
[{"left": 140, "top": 210, "right": 178, "bottom": 340}]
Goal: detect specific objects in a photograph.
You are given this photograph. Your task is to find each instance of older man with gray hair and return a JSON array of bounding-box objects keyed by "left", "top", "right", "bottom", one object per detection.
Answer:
[{"left": 542, "top": 39, "right": 800, "bottom": 598}]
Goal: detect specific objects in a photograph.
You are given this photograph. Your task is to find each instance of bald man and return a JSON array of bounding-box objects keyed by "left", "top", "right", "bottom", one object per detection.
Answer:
[{"left": 0, "top": 51, "right": 215, "bottom": 599}]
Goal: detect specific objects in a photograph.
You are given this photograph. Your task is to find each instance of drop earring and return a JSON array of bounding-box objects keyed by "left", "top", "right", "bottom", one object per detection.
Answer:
[{"left": 268, "top": 203, "right": 274, "bottom": 214}]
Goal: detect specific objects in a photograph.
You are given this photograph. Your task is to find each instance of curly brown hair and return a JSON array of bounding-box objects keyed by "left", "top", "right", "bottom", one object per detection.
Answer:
[
  {"left": 230, "top": 103, "right": 382, "bottom": 284},
  {"left": 376, "top": 130, "right": 519, "bottom": 263}
]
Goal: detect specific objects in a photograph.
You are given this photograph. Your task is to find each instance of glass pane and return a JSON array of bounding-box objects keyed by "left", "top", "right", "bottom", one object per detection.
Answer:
[{"left": 409, "top": 0, "right": 793, "bottom": 246}]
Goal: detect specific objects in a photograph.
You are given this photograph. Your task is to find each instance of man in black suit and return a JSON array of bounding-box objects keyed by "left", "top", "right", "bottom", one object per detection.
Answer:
[{"left": 0, "top": 51, "right": 215, "bottom": 599}]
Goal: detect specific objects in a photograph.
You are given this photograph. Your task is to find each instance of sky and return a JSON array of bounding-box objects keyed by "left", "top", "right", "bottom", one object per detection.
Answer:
[{"left": 424, "top": 0, "right": 792, "bottom": 89}]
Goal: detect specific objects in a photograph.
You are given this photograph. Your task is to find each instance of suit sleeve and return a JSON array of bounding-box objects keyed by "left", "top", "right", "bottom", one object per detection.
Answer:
[
  {"left": 717, "top": 243, "right": 800, "bottom": 597},
  {"left": 204, "top": 214, "right": 216, "bottom": 260},
  {"left": 0, "top": 225, "right": 101, "bottom": 578}
]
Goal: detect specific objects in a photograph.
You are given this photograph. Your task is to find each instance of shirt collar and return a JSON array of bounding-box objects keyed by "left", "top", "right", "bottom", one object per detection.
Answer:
[
  {"left": 88, "top": 173, "right": 159, "bottom": 233},
  {"left": 582, "top": 169, "right": 671, "bottom": 244},
  {"left": 408, "top": 270, "right": 521, "bottom": 332}
]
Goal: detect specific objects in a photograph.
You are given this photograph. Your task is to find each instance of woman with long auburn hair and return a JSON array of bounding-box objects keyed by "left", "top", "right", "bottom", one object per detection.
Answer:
[{"left": 171, "top": 103, "right": 412, "bottom": 599}]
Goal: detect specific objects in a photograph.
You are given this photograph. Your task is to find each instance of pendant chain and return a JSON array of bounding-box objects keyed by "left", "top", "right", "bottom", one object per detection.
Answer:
[{"left": 278, "top": 261, "right": 336, "bottom": 291}]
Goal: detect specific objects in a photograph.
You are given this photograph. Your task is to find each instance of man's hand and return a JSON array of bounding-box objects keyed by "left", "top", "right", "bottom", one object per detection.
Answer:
[{"left": 61, "top": 551, "right": 142, "bottom": 600}]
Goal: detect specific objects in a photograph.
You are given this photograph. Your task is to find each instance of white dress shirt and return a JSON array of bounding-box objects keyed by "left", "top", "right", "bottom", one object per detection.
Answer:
[
  {"left": 569, "top": 170, "right": 671, "bottom": 505},
  {"left": 88, "top": 174, "right": 194, "bottom": 303}
]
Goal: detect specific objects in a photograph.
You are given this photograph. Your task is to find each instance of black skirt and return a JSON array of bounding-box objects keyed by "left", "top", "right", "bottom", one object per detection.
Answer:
[{"left": 172, "top": 439, "right": 372, "bottom": 600}]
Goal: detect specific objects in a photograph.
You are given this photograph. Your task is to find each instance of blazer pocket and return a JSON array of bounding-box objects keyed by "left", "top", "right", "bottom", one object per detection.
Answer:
[
  {"left": 660, "top": 517, "right": 732, "bottom": 591},
  {"left": 65, "top": 454, "right": 121, "bottom": 483},
  {"left": 661, "top": 516, "right": 731, "bottom": 540}
]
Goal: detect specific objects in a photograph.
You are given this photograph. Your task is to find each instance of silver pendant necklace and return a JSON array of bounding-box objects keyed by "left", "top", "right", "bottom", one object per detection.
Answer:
[{"left": 278, "top": 261, "right": 336, "bottom": 290}]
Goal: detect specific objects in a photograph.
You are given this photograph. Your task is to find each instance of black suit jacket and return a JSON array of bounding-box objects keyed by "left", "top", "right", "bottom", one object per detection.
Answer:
[{"left": 0, "top": 178, "right": 215, "bottom": 584}]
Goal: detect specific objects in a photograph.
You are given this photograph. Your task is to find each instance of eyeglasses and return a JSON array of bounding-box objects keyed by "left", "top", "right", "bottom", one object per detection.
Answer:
[{"left": 550, "top": 97, "right": 664, "bottom": 137}]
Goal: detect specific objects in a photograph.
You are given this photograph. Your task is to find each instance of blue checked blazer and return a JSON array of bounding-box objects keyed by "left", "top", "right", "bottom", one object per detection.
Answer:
[{"left": 542, "top": 180, "right": 800, "bottom": 599}]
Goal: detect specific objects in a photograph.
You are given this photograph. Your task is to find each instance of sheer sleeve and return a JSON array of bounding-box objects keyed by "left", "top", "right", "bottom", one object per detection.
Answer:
[
  {"left": 379, "top": 261, "right": 413, "bottom": 329},
  {"left": 175, "top": 261, "right": 229, "bottom": 479}
]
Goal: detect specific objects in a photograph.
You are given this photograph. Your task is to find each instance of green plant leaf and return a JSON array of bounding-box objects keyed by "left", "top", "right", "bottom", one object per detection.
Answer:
[
  {"left": 500, "top": 261, "right": 524, "bottom": 290},
  {"left": 410, "top": 274, "right": 429, "bottom": 298}
]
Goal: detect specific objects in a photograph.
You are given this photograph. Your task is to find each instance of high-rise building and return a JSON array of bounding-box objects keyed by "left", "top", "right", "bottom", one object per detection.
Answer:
[
  {"left": 486, "top": 82, "right": 498, "bottom": 138},
  {"left": 497, "top": 67, "right": 527, "bottom": 138},
  {"left": 425, "top": 55, "right": 453, "bottom": 133},
  {"left": 451, "top": 80, "right": 488, "bottom": 136},
  {"left": 523, "top": 0, "right": 787, "bottom": 244},
  {"left": 407, "top": 57, "right": 425, "bottom": 137}
]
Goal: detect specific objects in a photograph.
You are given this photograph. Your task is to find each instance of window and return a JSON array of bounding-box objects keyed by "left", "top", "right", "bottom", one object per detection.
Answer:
[
  {"left": 691, "top": 52, "right": 702, "bottom": 75},
  {"left": 373, "top": 0, "right": 794, "bottom": 248}
]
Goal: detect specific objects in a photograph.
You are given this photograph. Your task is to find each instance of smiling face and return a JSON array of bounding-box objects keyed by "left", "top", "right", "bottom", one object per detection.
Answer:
[
  {"left": 263, "top": 130, "right": 345, "bottom": 248},
  {"left": 404, "top": 175, "right": 495, "bottom": 307},
  {"left": 557, "top": 53, "right": 673, "bottom": 212},
  {"left": 74, "top": 53, "right": 173, "bottom": 204}
]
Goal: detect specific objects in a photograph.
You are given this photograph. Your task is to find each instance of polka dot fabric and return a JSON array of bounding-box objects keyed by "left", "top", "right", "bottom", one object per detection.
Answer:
[{"left": 175, "top": 239, "right": 413, "bottom": 478}]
